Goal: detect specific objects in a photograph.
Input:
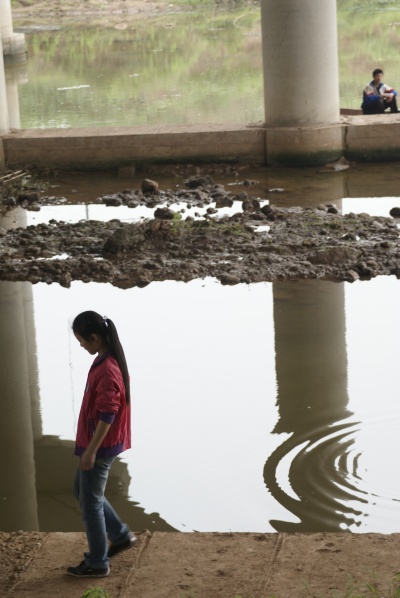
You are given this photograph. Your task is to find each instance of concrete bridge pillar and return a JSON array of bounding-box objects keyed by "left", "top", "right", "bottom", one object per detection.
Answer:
[
  {"left": 0, "top": 36, "right": 9, "bottom": 170},
  {"left": 261, "top": 0, "right": 343, "bottom": 165},
  {"left": 0, "top": 0, "right": 26, "bottom": 58}
]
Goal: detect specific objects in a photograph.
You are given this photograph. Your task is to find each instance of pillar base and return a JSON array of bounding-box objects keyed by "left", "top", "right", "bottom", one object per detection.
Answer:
[
  {"left": 2, "top": 32, "right": 26, "bottom": 60},
  {"left": 265, "top": 124, "right": 344, "bottom": 167}
]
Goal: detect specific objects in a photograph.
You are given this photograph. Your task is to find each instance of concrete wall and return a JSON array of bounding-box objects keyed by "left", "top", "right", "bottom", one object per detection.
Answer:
[
  {"left": 2, "top": 123, "right": 266, "bottom": 170},
  {"left": 2, "top": 116, "right": 400, "bottom": 170}
]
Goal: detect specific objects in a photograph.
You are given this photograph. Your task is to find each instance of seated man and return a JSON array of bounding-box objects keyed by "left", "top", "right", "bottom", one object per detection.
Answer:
[{"left": 362, "top": 68, "right": 399, "bottom": 114}]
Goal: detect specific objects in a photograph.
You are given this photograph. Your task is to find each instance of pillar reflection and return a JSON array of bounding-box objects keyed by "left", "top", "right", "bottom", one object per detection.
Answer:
[
  {"left": 5, "top": 60, "right": 27, "bottom": 129},
  {"left": 264, "top": 280, "right": 364, "bottom": 532},
  {"left": 0, "top": 35, "right": 9, "bottom": 171},
  {"left": 0, "top": 209, "right": 176, "bottom": 531},
  {"left": 0, "top": 205, "right": 39, "bottom": 530}
]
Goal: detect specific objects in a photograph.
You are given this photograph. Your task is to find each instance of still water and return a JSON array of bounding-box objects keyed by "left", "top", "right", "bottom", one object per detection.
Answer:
[
  {"left": 2, "top": 276, "right": 400, "bottom": 534},
  {"left": 2, "top": 163, "right": 400, "bottom": 534},
  {"left": 8, "top": 0, "right": 400, "bottom": 128}
]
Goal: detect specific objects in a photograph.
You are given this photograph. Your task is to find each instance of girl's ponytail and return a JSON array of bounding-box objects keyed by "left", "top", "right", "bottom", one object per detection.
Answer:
[{"left": 103, "top": 316, "right": 131, "bottom": 405}]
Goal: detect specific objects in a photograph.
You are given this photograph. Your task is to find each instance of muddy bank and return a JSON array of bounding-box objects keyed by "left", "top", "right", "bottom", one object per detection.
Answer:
[
  {"left": 1, "top": 174, "right": 400, "bottom": 288},
  {"left": 0, "top": 531, "right": 44, "bottom": 594}
]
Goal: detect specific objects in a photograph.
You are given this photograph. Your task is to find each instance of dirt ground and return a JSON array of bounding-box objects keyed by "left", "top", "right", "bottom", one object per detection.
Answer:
[
  {"left": 11, "top": 0, "right": 237, "bottom": 27},
  {"left": 4, "top": 530, "right": 400, "bottom": 598},
  {"left": 12, "top": 0, "right": 173, "bottom": 19},
  {"left": 1, "top": 168, "right": 400, "bottom": 288}
]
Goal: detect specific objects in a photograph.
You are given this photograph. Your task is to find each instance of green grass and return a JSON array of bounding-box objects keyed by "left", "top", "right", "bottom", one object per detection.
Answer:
[{"left": 80, "top": 588, "right": 109, "bottom": 598}]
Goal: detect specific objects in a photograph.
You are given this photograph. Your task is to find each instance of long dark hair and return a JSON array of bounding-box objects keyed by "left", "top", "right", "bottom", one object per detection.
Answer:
[{"left": 72, "top": 311, "right": 130, "bottom": 405}]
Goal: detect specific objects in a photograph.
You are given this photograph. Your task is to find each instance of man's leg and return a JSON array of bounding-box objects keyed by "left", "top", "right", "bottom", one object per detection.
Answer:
[
  {"left": 363, "top": 100, "right": 385, "bottom": 114},
  {"left": 389, "top": 96, "right": 399, "bottom": 113}
]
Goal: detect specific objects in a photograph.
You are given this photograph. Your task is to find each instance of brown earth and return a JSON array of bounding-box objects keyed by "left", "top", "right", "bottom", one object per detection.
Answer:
[
  {"left": 1, "top": 170, "right": 400, "bottom": 288},
  {"left": 12, "top": 0, "right": 176, "bottom": 21},
  {"left": 3, "top": 530, "right": 400, "bottom": 598},
  {"left": 11, "top": 0, "right": 246, "bottom": 27}
]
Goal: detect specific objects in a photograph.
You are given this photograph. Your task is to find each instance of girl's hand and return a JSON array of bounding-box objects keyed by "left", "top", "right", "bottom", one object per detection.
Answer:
[{"left": 80, "top": 449, "right": 96, "bottom": 471}]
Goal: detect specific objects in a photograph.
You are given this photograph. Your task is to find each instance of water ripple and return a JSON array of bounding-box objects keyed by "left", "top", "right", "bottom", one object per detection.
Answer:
[{"left": 264, "top": 416, "right": 399, "bottom": 532}]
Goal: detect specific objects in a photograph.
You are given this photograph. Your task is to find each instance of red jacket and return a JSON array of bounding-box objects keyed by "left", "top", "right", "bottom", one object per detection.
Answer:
[{"left": 74, "top": 352, "right": 131, "bottom": 458}]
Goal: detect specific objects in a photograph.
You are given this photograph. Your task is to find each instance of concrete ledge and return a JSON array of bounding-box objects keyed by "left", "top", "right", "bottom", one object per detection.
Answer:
[
  {"left": 344, "top": 113, "right": 400, "bottom": 162},
  {"left": 2, "top": 123, "right": 266, "bottom": 170},
  {"left": 3, "top": 116, "right": 400, "bottom": 169}
]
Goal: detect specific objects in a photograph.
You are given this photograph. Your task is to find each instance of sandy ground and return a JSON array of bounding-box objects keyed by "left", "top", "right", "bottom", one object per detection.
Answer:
[{"left": 3, "top": 530, "right": 400, "bottom": 598}]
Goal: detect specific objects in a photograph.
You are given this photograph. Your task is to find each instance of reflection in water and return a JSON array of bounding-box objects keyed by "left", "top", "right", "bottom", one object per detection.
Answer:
[
  {"left": 0, "top": 281, "right": 39, "bottom": 531},
  {"left": 0, "top": 210, "right": 176, "bottom": 531},
  {"left": 0, "top": 209, "right": 39, "bottom": 531},
  {"left": 2, "top": 269, "right": 400, "bottom": 532},
  {"left": 5, "top": 59, "right": 26, "bottom": 128},
  {"left": 265, "top": 281, "right": 363, "bottom": 532},
  {"left": 34, "top": 435, "right": 177, "bottom": 532}
]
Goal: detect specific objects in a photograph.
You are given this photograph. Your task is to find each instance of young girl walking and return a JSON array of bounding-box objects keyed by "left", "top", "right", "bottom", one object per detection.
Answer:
[{"left": 67, "top": 311, "right": 136, "bottom": 578}]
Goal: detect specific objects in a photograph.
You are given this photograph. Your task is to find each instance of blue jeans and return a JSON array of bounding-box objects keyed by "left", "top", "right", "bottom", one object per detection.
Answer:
[{"left": 73, "top": 455, "right": 131, "bottom": 569}]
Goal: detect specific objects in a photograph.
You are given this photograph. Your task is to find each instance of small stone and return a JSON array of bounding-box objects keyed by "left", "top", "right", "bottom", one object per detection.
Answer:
[
  {"left": 141, "top": 178, "right": 159, "bottom": 193},
  {"left": 215, "top": 197, "right": 233, "bottom": 209},
  {"left": 389, "top": 207, "right": 400, "bottom": 218},
  {"left": 18, "top": 192, "right": 40, "bottom": 203},
  {"left": 184, "top": 174, "right": 215, "bottom": 189},
  {"left": 103, "top": 195, "right": 123, "bottom": 207},
  {"left": 194, "top": 190, "right": 209, "bottom": 203},
  {"left": 346, "top": 269, "right": 360, "bottom": 282},
  {"left": 2, "top": 197, "right": 16, "bottom": 206},
  {"left": 242, "top": 198, "right": 260, "bottom": 212},
  {"left": 219, "top": 273, "right": 241, "bottom": 285},
  {"left": 154, "top": 207, "right": 175, "bottom": 219}
]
